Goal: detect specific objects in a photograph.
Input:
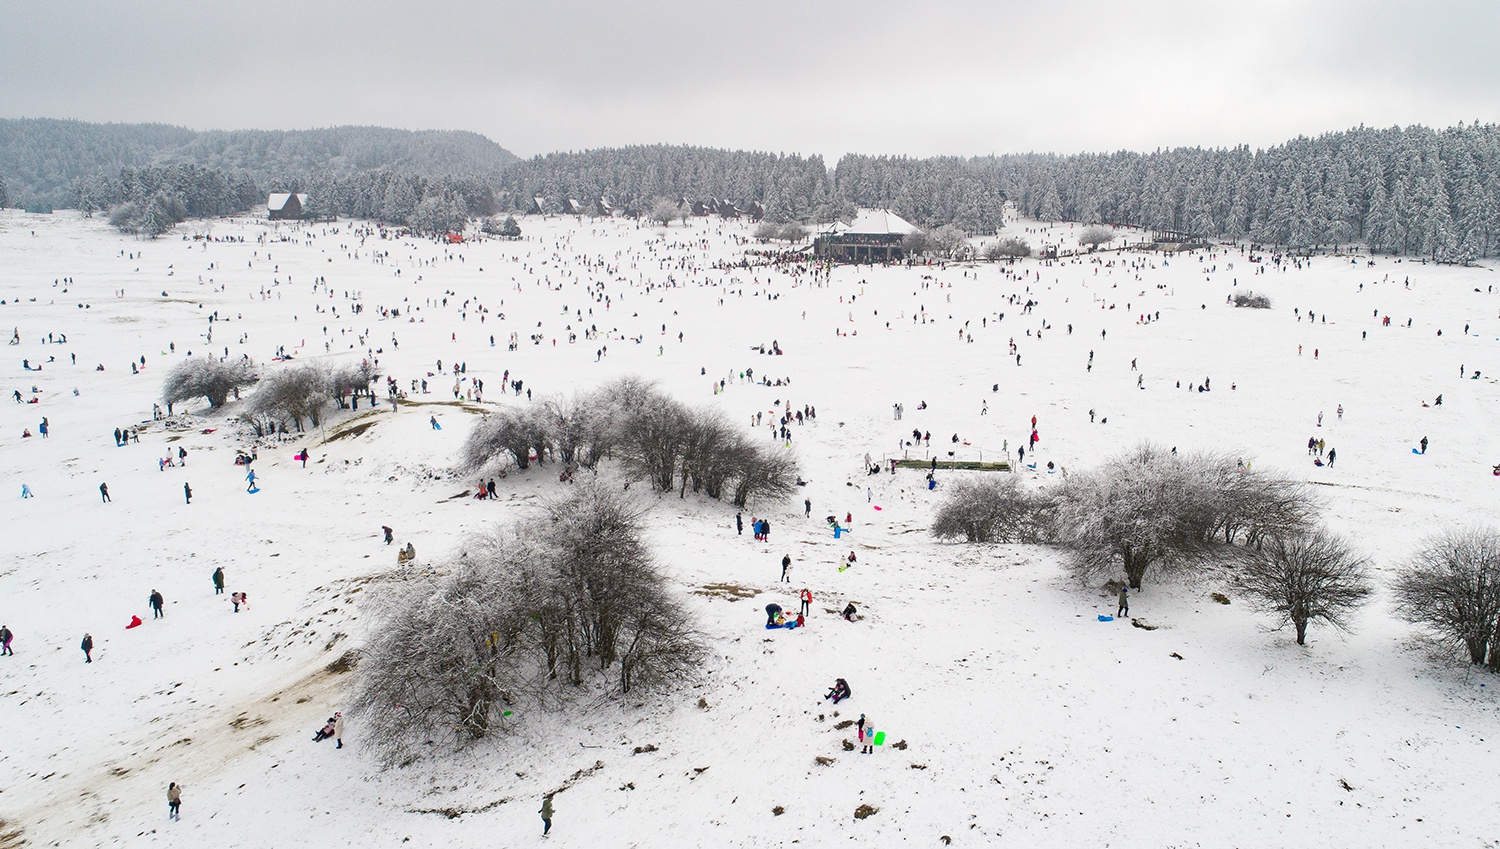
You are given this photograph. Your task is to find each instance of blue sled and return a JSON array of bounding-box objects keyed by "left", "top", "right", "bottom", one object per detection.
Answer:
[{"left": 1098, "top": 614, "right": 1114, "bottom": 622}]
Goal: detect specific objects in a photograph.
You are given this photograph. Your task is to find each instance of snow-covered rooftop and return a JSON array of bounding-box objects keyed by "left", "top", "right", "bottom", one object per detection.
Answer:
[{"left": 843, "top": 208, "right": 917, "bottom": 236}]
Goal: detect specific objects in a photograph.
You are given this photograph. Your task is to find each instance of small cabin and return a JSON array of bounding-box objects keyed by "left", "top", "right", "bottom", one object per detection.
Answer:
[
  {"left": 562, "top": 198, "right": 582, "bottom": 215},
  {"left": 530, "top": 196, "right": 547, "bottom": 215},
  {"left": 267, "top": 193, "right": 307, "bottom": 220}
]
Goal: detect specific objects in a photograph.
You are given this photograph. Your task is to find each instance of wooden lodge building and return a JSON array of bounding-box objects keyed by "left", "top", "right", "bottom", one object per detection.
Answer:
[
  {"left": 267, "top": 193, "right": 308, "bottom": 220},
  {"left": 813, "top": 208, "right": 918, "bottom": 262}
]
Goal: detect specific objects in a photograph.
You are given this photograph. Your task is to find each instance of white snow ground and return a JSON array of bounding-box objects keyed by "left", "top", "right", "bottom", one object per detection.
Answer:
[{"left": 1, "top": 209, "right": 1498, "bottom": 848}]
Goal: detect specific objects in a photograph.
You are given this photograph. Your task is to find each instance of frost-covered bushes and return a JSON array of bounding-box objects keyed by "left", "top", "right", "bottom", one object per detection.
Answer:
[
  {"left": 1077, "top": 224, "right": 1116, "bottom": 248},
  {"left": 931, "top": 476, "right": 1056, "bottom": 544},
  {"left": 1054, "top": 444, "right": 1216, "bottom": 589},
  {"left": 1394, "top": 526, "right": 1500, "bottom": 669},
  {"left": 462, "top": 404, "right": 554, "bottom": 470},
  {"left": 1232, "top": 291, "right": 1273, "bottom": 309},
  {"left": 937, "top": 444, "right": 1315, "bottom": 591},
  {"left": 240, "top": 364, "right": 327, "bottom": 435},
  {"left": 462, "top": 376, "right": 798, "bottom": 508},
  {"left": 480, "top": 214, "right": 522, "bottom": 238},
  {"left": 348, "top": 485, "right": 702, "bottom": 765},
  {"left": 985, "top": 236, "right": 1032, "bottom": 259},
  {"left": 161, "top": 355, "right": 257, "bottom": 409}
]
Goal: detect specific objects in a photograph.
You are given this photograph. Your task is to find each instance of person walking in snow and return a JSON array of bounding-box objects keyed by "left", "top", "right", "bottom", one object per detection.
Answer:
[
  {"left": 539, "top": 795, "right": 554, "bottom": 836},
  {"left": 212, "top": 567, "right": 225, "bottom": 595},
  {"left": 799, "top": 588, "right": 812, "bottom": 616},
  {"left": 99, "top": 482, "right": 110, "bottom": 502},
  {"left": 334, "top": 712, "right": 345, "bottom": 749},
  {"left": 149, "top": 589, "right": 165, "bottom": 619},
  {"left": 781, "top": 554, "right": 792, "bottom": 583},
  {"left": 80, "top": 633, "right": 93, "bottom": 663},
  {"left": 246, "top": 468, "right": 257, "bottom": 491},
  {"left": 183, "top": 482, "right": 192, "bottom": 504},
  {"left": 167, "top": 783, "right": 182, "bottom": 821},
  {"left": 735, "top": 512, "right": 743, "bottom": 535},
  {"left": 1419, "top": 436, "right": 1429, "bottom": 454},
  {"left": 1327, "top": 448, "right": 1336, "bottom": 468},
  {"left": 1117, "top": 584, "right": 1130, "bottom": 618},
  {"left": 0, "top": 625, "right": 13, "bottom": 656}
]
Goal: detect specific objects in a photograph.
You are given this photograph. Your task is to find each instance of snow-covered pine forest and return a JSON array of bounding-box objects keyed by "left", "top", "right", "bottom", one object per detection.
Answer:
[{"left": 4, "top": 121, "right": 1499, "bottom": 259}]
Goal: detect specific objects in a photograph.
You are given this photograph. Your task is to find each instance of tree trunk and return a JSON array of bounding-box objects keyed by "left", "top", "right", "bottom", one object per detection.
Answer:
[{"left": 1294, "top": 618, "right": 1308, "bottom": 646}]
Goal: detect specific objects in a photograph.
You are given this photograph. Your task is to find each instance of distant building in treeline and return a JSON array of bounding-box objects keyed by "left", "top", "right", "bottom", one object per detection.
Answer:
[
  {"left": 814, "top": 208, "right": 917, "bottom": 262},
  {"left": 267, "top": 193, "right": 307, "bottom": 220}
]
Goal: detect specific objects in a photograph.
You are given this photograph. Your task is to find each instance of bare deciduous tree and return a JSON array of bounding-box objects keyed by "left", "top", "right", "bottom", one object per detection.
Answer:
[
  {"left": 985, "top": 236, "right": 1032, "bottom": 259},
  {"left": 927, "top": 224, "right": 969, "bottom": 259},
  {"left": 1077, "top": 224, "right": 1117, "bottom": 248},
  {"left": 649, "top": 198, "right": 680, "bottom": 227},
  {"left": 161, "top": 356, "right": 257, "bottom": 409},
  {"left": 1239, "top": 529, "right": 1373, "bottom": 645},
  {"left": 1394, "top": 525, "right": 1500, "bottom": 669}
]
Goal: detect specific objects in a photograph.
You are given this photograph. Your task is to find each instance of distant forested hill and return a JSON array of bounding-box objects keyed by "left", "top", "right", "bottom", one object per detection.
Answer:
[{"left": 0, "top": 118, "right": 517, "bottom": 209}]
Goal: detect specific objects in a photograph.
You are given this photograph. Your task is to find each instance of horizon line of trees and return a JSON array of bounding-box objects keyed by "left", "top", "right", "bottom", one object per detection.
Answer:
[{"left": 8, "top": 120, "right": 1500, "bottom": 259}]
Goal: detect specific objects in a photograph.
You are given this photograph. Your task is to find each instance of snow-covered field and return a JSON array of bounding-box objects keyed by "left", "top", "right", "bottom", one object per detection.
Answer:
[{"left": 2, "top": 209, "right": 1498, "bottom": 848}]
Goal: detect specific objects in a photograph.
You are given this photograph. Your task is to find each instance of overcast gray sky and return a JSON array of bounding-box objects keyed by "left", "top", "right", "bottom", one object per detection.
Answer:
[{"left": 2, "top": 0, "right": 1496, "bottom": 160}]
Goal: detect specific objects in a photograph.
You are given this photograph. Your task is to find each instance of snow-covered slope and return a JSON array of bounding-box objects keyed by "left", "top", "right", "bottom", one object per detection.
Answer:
[{"left": 1, "top": 209, "right": 1497, "bottom": 848}]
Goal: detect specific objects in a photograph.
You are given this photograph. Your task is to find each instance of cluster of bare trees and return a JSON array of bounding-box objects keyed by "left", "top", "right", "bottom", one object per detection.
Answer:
[
  {"left": 462, "top": 377, "right": 798, "bottom": 508},
  {"left": 161, "top": 356, "right": 258, "bottom": 410},
  {"left": 349, "top": 485, "right": 702, "bottom": 765},
  {"left": 934, "top": 444, "right": 1373, "bottom": 646},
  {"left": 1052, "top": 445, "right": 1320, "bottom": 588},
  {"left": 1232, "top": 291, "right": 1274, "bottom": 309},
  {"left": 237, "top": 360, "right": 376, "bottom": 437},
  {"left": 935, "top": 446, "right": 1500, "bottom": 666}
]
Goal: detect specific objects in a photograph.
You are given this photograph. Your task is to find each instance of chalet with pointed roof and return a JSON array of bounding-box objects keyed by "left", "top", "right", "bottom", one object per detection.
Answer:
[
  {"left": 267, "top": 193, "right": 307, "bottom": 220},
  {"left": 813, "top": 208, "right": 918, "bottom": 262}
]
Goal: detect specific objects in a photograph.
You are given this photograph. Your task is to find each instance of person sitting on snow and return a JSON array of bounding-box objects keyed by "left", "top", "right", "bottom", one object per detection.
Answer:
[
  {"left": 824, "top": 678, "right": 852, "bottom": 704},
  {"left": 313, "top": 717, "right": 338, "bottom": 742},
  {"left": 842, "top": 603, "right": 858, "bottom": 621}
]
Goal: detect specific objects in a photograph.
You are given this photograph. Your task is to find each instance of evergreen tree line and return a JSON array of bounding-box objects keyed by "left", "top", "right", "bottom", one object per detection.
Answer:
[
  {"left": 984, "top": 123, "right": 1500, "bottom": 260},
  {"left": 8, "top": 119, "right": 1500, "bottom": 258},
  {"left": 0, "top": 118, "right": 516, "bottom": 210},
  {"left": 495, "top": 144, "right": 849, "bottom": 224},
  {"left": 499, "top": 124, "right": 1500, "bottom": 260}
]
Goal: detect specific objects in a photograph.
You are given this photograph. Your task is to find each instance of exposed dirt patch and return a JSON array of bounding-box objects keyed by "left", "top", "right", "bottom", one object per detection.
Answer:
[{"left": 691, "top": 583, "right": 760, "bottom": 602}]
